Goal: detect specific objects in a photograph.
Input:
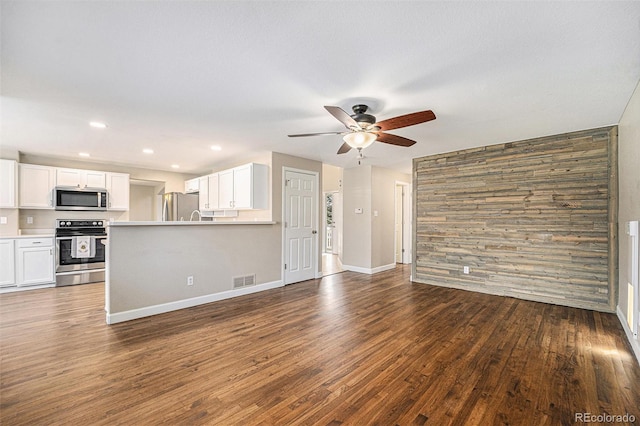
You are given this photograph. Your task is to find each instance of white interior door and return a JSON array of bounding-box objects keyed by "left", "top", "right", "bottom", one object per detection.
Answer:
[
  {"left": 284, "top": 170, "right": 317, "bottom": 284},
  {"left": 395, "top": 185, "right": 403, "bottom": 263}
]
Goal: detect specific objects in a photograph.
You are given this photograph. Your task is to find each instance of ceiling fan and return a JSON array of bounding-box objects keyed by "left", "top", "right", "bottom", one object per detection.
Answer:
[{"left": 288, "top": 104, "right": 436, "bottom": 155}]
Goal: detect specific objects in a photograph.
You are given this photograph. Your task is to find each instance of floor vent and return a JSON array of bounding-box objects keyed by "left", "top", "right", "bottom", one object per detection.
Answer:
[{"left": 233, "top": 274, "right": 256, "bottom": 289}]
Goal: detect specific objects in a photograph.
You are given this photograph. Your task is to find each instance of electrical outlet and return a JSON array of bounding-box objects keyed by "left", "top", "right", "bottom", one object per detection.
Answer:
[
  {"left": 27, "top": 216, "right": 34, "bottom": 224},
  {"left": 463, "top": 266, "right": 470, "bottom": 274},
  {"left": 187, "top": 276, "right": 194, "bottom": 286}
]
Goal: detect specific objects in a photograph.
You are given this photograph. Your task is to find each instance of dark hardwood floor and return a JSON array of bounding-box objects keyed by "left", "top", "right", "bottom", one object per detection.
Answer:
[{"left": 1, "top": 265, "right": 639, "bottom": 425}]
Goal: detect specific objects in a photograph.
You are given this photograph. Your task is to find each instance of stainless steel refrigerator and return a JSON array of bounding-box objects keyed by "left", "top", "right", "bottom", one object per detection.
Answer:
[{"left": 162, "top": 192, "right": 199, "bottom": 221}]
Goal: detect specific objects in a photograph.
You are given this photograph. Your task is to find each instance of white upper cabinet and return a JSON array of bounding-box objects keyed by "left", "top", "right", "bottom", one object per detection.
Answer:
[
  {"left": 106, "top": 172, "right": 130, "bottom": 211},
  {"left": 199, "top": 174, "right": 219, "bottom": 211},
  {"left": 218, "top": 169, "right": 234, "bottom": 209},
  {"left": 218, "top": 163, "right": 268, "bottom": 210},
  {"left": 184, "top": 177, "right": 200, "bottom": 193},
  {"left": 0, "top": 159, "right": 17, "bottom": 208},
  {"left": 19, "top": 164, "right": 56, "bottom": 209},
  {"left": 56, "top": 168, "right": 106, "bottom": 188}
]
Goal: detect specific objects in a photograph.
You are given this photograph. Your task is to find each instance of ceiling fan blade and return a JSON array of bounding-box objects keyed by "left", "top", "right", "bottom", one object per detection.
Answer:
[
  {"left": 325, "top": 106, "right": 360, "bottom": 129},
  {"left": 375, "top": 110, "right": 436, "bottom": 131},
  {"left": 337, "top": 142, "right": 352, "bottom": 154},
  {"left": 375, "top": 132, "right": 417, "bottom": 147},
  {"left": 288, "top": 131, "right": 344, "bottom": 137}
]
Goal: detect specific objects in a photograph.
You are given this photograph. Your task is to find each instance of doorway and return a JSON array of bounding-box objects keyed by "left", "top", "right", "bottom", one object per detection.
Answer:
[
  {"left": 323, "top": 191, "right": 343, "bottom": 276},
  {"left": 395, "top": 182, "right": 412, "bottom": 264},
  {"left": 283, "top": 168, "right": 319, "bottom": 285},
  {"left": 129, "top": 179, "right": 165, "bottom": 221}
]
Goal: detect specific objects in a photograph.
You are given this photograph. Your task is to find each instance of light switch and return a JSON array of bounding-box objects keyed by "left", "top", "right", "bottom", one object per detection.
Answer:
[
  {"left": 0, "top": 217, "right": 7, "bottom": 224},
  {"left": 374, "top": 210, "right": 378, "bottom": 217}
]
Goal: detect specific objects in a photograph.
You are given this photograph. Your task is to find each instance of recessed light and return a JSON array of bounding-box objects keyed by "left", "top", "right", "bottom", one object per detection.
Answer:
[
  {"left": 79, "top": 152, "right": 90, "bottom": 157},
  {"left": 211, "top": 145, "right": 222, "bottom": 151},
  {"left": 143, "top": 148, "right": 154, "bottom": 154},
  {"left": 89, "top": 121, "right": 107, "bottom": 129},
  {"left": 171, "top": 164, "right": 180, "bottom": 169}
]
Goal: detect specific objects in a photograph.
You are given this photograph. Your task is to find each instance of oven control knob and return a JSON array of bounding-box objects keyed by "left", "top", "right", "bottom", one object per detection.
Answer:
[
  {"left": 93, "top": 222, "right": 97, "bottom": 225},
  {"left": 98, "top": 221, "right": 103, "bottom": 226},
  {"left": 66, "top": 221, "right": 71, "bottom": 226}
]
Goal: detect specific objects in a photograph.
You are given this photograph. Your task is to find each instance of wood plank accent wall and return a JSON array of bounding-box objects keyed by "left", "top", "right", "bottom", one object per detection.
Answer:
[{"left": 412, "top": 127, "right": 618, "bottom": 312}]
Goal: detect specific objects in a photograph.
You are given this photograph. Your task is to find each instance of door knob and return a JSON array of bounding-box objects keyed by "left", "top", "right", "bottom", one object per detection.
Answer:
[{"left": 312, "top": 230, "right": 317, "bottom": 234}]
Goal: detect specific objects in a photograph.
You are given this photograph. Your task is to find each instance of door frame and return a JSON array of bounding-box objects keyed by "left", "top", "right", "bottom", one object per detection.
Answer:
[{"left": 282, "top": 167, "right": 321, "bottom": 284}]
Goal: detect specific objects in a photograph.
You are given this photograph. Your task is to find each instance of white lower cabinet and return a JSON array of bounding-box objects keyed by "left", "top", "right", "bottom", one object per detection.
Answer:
[
  {"left": 0, "top": 240, "right": 16, "bottom": 287},
  {"left": 16, "top": 238, "right": 55, "bottom": 287}
]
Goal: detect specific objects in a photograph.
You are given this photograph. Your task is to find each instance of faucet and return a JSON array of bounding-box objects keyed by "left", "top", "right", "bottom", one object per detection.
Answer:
[{"left": 190, "top": 210, "right": 202, "bottom": 222}]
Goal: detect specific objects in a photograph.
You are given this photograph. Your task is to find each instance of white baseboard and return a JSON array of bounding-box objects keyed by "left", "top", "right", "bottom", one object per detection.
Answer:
[
  {"left": 616, "top": 305, "right": 640, "bottom": 366},
  {"left": 106, "top": 280, "right": 283, "bottom": 324},
  {"left": 341, "top": 263, "right": 396, "bottom": 275}
]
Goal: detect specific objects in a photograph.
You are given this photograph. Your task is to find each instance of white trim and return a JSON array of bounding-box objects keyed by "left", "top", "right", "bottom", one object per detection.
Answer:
[
  {"left": 106, "top": 280, "right": 283, "bottom": 324},
  {"left": 341, "top": 263, "right": 396, "bottom": 275},
  {"left": 617, "top": 305, "right": 640, "bottom": 366},
  {"left": 0, "top": 283, "right": 55, "bottom": 293}
]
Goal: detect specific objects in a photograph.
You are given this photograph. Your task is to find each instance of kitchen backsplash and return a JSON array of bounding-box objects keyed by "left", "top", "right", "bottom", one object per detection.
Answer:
[{"left": 19, "top": 209, "right": 128, "bottom": 233}]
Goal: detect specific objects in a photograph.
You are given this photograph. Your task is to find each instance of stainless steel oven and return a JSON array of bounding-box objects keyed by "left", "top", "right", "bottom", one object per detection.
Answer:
[{"left": 55, "top": 219, "right": 107, "bottom": 286}]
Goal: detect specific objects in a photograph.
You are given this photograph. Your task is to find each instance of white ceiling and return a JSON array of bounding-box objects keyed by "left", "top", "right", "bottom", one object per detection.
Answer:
[{"left": 2, "top": 1, "right": 639, "bottom": 175}]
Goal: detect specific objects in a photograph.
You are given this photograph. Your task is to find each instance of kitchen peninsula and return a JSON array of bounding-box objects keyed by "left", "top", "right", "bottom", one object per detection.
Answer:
[{"left": 106, "top": 220, "right": 281, "bottom": 324}]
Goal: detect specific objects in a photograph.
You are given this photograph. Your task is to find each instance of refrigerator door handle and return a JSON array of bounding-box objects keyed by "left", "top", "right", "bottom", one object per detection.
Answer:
[{"left": 162, "top": 197, "right": 168, "bottom": 221}]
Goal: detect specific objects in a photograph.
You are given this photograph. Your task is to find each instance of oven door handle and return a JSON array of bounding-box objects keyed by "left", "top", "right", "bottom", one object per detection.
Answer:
[{"left": 56, "top": 236, "right": 107, "bottom": 240}]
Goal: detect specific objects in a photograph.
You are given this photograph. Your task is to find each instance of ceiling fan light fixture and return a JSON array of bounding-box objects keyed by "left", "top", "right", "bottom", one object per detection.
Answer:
[{"left": 343, "top": 132, "right": 376, "bottom": 149}]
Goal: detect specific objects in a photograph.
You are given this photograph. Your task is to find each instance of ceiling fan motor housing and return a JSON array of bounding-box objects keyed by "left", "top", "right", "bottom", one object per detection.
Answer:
[{"left": 351, "top": 104, "right": 376, "bottom": 126}]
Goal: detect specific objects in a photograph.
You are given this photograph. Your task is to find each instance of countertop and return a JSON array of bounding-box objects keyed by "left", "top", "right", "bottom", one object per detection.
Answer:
[
  {"left": 109, "top": 220, "right": 277, "bottom": 227},
  {"left": 0, "top": 234, "right": 55, "bottom": 239}
]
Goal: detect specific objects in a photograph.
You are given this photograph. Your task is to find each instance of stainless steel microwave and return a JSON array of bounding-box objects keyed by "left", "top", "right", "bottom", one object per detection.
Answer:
[{"left": 54, "top": 186, "right": 108, "bottom": 211}]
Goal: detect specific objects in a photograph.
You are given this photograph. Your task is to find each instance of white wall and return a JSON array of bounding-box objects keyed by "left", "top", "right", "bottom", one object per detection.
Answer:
[
  {"left": 129, "top": 184, "right": 157, "bottom": 221},
  {"left": 342, "top": 165, "right": 410, "bottom": 273},
  {"left": 617, "top": 79, "right": 640, "bottom": 362},
  {"left": 343, "top": 166, "right": 373, "bottom": 269},
  {"left": 372, "top": 167, "right": 411, "bottom": 268},
  {"left": 107, "top": 223, "right": 282, "bottom": 322},
  {"left": 322, "top": 164, "right": 343, "bottom": 192}
]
